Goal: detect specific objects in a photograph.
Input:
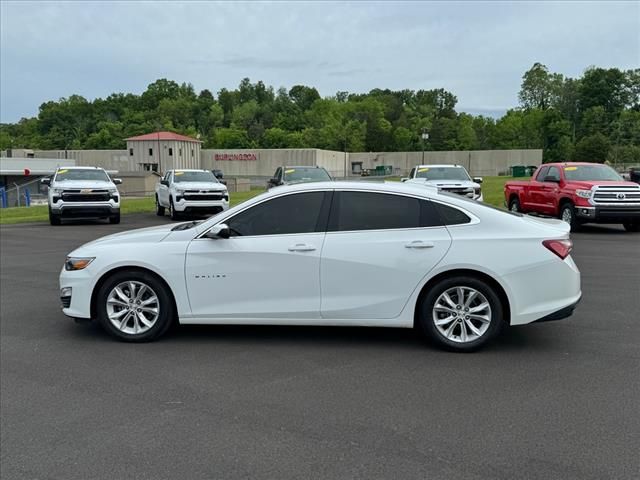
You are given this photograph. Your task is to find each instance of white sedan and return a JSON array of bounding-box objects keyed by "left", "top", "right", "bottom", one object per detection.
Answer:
[{"left": 60, "top": 182, "right": 581, "bottom": 351}]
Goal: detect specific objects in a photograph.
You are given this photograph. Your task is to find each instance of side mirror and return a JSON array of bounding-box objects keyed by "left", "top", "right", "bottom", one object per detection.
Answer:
[
  {"left": 213, "top": 171, "right": 223, "bottom": 179},
  {"left": 269, "top": 177, "right": 279, "bottom": 185},
  {"left": 544, "top": 176, "right": 560, "bottom": 183},
  {"left": 40, "top": 177, "right": 51, "bottom": 186},
  {"left": 205, "top": 223, "right": 230, "bottom": 239},
  {"left": 400, "top": 177, "right": 409, "bottom": 182},
  {"left": 473, "top": 177, "right": 483, "bottom": 184},
  {"left": 160, "top": 180, "right": 169, "bottom": 186},
  {"left": 113, "top": 178, "right": 122, "bottom": 185}
]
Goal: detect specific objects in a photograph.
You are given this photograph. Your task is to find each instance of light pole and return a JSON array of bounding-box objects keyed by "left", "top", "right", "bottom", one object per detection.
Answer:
[{"left": 421, "top": 128, "right": 429, "bottom": 163}]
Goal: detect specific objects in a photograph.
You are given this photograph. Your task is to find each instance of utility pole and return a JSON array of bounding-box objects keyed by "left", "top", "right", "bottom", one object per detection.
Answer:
[{"left": 421, "top": 128, "right": 429, "bottom": 163}]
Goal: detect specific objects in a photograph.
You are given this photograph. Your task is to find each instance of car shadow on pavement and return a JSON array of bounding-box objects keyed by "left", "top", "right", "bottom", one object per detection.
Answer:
[{"left": 67, "top": 319, "right": 563, "bottom": 353}]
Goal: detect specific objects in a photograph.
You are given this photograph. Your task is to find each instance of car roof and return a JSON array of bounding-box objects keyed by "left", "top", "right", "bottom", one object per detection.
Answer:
[
  {"left": 57, "top": 166, "right": 105, "bottom": 170},
  {"left": 415, "top": 164, "right": 465, "bottom": 169},
  {"left": 172, "top": 169, "right": 209, "bottom": 172},
  {"left": 282, "top": 165, "right": 326, "bottom": 169},
  {"left": 543, "top": 162, "right": 608, "bottom": 167},
  {"left": 267, "top": 180, "right": 442, "bottom": 199}
]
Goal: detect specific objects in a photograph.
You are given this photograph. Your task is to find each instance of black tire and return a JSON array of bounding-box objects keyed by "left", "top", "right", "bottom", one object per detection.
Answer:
[
  {"left": 418, "top": 276, "right": 504, "bottom": 352},
  {"left": 169, "top": 198, "right": 180, "bottom": 221},
  {"left": 509, "top": 196, "right": 521, "bottom": 213},
  {"left": 623, "top": 222, "right": 640, "bottom": 232},
  {"left": 559, "top": 202, "right": 579, "bottom": 231},
  {"left": 155, "top": 195, "right": 165, "bottom": 216},
  {"left": 109, "top": 213, "right": 120, "bottom": 224},
  {"left": 95, "top": 270, "right": 175, "bottom": 342},
  {"left": 49, "top": 208, "right": 61, "bottom": 226}
]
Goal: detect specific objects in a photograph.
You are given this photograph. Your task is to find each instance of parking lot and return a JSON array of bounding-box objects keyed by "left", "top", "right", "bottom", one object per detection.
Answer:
[{"left": 1, "top": 216, "right": 639, "bottom": 480}]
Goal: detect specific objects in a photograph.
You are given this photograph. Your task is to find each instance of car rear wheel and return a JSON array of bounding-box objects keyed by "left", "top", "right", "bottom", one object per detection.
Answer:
[
  {"left": 49, "top": 208, "right": 61, "bottom": 226},
  {"left": 96, "top": 270, "right": 174, "bottom": 342},
  {"left": 109, "top": 213, "right": 120, "bottom": 224},
  {"left": 155, "top": 196, "right": 165, "bottom": 216},
  {"left": 509, "top": 197, "right": 521, "bottom": 213},
  {"left": 418, "top": 276, "right": 504, "bottom": 352},
  {"left": 623, "top": 222, "right": 639, "bottom": 232}
]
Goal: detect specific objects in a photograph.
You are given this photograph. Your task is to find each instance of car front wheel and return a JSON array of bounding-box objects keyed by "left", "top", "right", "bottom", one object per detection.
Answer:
[
  {"left": 419, "top": 276, "right": 504, "bottom": 352},
  {"left": 169, "top": 198, "right": 180, "bottom": 221},
  {"left": 155, "top": 196, "right": 165, "bottom": 216},
  {"left": 96, "top": 270, "right": 174, "bottom": 342},
  {"left": 560, "top": 203, "right": 579, "bottom": 231}
]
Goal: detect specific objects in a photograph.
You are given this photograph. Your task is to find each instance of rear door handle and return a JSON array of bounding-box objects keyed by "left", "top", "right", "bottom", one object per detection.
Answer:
[
  {"left": 405, "top": 241, "right": 434, "bottom": 249},
  {"left": 288, "top": 244, "right": 316, "bottom": 252}
]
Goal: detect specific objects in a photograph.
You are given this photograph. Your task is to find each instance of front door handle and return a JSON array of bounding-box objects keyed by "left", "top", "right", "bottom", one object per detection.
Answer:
[
  {"left": 405, "top": 241, "right": 434, "bottom": 249},
  {"left": 288, "top": 244, "right": 316, "bottom": 252}
]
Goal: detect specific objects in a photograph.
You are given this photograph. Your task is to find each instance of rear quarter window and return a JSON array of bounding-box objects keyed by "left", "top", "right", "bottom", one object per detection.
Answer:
[{"left": 432, "top": 202, "right": 471, "bottom": 225}]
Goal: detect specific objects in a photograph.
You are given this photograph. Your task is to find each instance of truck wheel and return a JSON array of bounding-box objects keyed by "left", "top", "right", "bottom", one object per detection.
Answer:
[
  {"left": 109, "top": 213, "right": 120, "bottom": 224},
  {"left": 155, "top": 195, "right": 165, "bottom": 216},
  {"left": 169, "top": 198, "right": 180, "bottom": 221},
  {"left": 49, "top": 208, "right": 61, "bottom": 226},
  {"left": 509, "top": 197, "right": 521, "bottom": 213},
  {"left": 560, "top": 203, "right": 579, "bottom": 231},
  {"left": 623, "top": 222, "right": 639, "bottom": 232}
]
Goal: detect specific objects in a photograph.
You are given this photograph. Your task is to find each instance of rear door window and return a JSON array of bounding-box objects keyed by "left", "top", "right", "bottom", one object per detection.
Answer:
[{"left": 328, "top": 191, "right": 443, "bottom": 232}]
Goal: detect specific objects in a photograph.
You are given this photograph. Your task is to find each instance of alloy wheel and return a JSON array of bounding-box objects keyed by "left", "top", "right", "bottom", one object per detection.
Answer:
[
  {"left": 561, "top": 207, "right": 573, "bottom": 224},
  {"left": 106, "top": 281, "right": 160, "bottom": 335},
  {"left": 432, "top": 286, "right": 492, "bottom": 343}
]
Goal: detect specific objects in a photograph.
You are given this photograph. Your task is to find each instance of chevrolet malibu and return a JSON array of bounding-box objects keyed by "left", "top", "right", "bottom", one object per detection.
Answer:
[{"left": 60, "top": 182, "right": 581, "bottom": 351}]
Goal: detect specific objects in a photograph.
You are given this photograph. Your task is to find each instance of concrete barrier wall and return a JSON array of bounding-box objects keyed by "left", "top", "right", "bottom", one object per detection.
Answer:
[
  {"left": 347, "top": 149, "right": 543, "bottom": 176},
  {"left": 14, "top": 148, "right": 542, "bottom": 178},
  {"left": 202, "top": 149, "right": 319, "bottom": 177},
  {"left": 34, "top": 150, "right": 132, "bottom": 171}
]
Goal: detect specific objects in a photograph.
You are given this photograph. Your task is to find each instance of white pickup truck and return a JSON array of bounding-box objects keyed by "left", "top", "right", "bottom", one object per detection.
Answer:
[
  {"left": 402, "top": 164, "right": 484, "bottom": 201},
  {"left": 42, "top": 166, "right": 122, "bottom": 225},
  {"left": 155, "top": 169, "right": 229, "bottom": 220}
]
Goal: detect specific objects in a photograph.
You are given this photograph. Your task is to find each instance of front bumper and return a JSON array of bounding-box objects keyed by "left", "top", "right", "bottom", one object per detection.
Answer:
[
  {"left": 173, "top": 199, "right": 229, "bottom": 214},
  {"left": 575, "top": 205, "right": 640, "bottom": 224},
  {"left": 51, "top": 201, "right": 120, "bottom": 218}
]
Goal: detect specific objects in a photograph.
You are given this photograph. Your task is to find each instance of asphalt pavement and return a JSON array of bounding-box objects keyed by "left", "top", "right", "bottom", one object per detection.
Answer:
[{"left": 1, "top": 215, "right": 639, "bottom": 480}]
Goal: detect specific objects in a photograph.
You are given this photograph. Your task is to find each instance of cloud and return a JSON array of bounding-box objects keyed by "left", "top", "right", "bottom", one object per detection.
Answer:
[{"left": 1, "top": 1, "right": 638, "bottom": 122}]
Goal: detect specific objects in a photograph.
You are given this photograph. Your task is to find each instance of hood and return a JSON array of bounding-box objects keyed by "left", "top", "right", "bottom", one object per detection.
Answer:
[
  {"left": 566, "top": 180, "right": 639, "bottom": 189},
  {"left": 173, "top": 182, "right": 226, "bottom": 191},
  {"left": 79, "top": 223, "right": 177, "bottom": 249},
  {"left": 407, "top": 178, "right": 480, "bottom": 189},
  {"left": 53, "top": 180, "right": 115, "bottom": 189}
]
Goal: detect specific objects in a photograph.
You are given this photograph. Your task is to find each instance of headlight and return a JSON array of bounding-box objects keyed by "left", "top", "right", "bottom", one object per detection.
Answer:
[
  {"left": 108, "top": 188, "right": 117, "bottom": 194},
  {"left": 576, "top": 189, "right": 592, "bottom": 199},
  {"left": 64, "top": 257, "right": 95, "bottom": 271},
  {"left": 52, "top": 188, "right": 63, "bottom": 195},
  {"left": 175, "top": 188, "right": 185, "bottom": 194}
]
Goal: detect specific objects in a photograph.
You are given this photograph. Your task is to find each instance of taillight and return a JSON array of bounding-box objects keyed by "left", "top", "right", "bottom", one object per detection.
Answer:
[{"left": 543, "top": 239, "right": 572, "bottom": 259}]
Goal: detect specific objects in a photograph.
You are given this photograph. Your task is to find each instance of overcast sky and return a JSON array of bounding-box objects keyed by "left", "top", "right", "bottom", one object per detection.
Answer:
[{"left": 1, "top": 1, "right": 638, "bottom": 123}]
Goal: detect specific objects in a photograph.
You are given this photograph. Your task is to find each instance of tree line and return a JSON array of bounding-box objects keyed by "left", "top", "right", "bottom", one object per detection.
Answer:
[{"left": 1, "top": 63, "right": 638, "bottom": 164}]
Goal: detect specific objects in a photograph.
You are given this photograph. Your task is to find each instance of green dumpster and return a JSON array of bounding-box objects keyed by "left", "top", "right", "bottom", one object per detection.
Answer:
[{"left": 511, "top": 166, "right": 527, "bottom": 177}]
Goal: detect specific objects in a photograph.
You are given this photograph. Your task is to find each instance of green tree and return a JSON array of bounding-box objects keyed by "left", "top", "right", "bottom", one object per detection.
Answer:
[{"left": 573, "top": 133, "right": 610, "bottom": 163}]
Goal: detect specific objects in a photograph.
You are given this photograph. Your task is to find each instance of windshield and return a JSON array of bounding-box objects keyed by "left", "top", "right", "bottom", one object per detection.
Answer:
[
  {"left": 563, "top": 165, "right": 623, "bottom": 181},
  {"left": 55, "top": 169, "right": 110, "bottom": 182},
  {"left": 415, "top": 167, "right": 471, "bottom": 181},
  {"left": 284, "top": 167, "right": 331, "bottom": 182},
  {"left": 174, "top": 171, "right": 218, "bottom": 183}
]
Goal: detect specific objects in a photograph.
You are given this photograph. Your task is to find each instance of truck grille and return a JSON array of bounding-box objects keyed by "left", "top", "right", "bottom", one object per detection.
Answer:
[
  {"left": 61, "top": 190, "right": 110, "bottom": 202},
  {"left": 440, "top": 187, "right": 475, "bottom": 198},
  {"left": 183, "top": 191, "right": 225, "bottom": 201},
  {"left": 592, "top": 185, "right": 640, "bottom": 205}
]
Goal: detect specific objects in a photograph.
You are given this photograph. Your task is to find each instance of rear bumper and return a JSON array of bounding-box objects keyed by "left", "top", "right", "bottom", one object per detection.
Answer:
[
  {"left": 533, "top": 295, "right": 581, "bottom": 323},
  {"left": 575, "top": 206, "right": 640, "bottom": 224}
]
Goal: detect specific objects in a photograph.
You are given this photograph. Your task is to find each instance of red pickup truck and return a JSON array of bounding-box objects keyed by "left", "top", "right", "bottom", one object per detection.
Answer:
[{"left": 504, "top": 162, "right": 640, "bottom": 232}]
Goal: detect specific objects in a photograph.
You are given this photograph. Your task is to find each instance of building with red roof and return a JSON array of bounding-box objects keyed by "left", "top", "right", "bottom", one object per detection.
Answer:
[{"left": 126, "top": 131, "right": 202, "bottom": 173}]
